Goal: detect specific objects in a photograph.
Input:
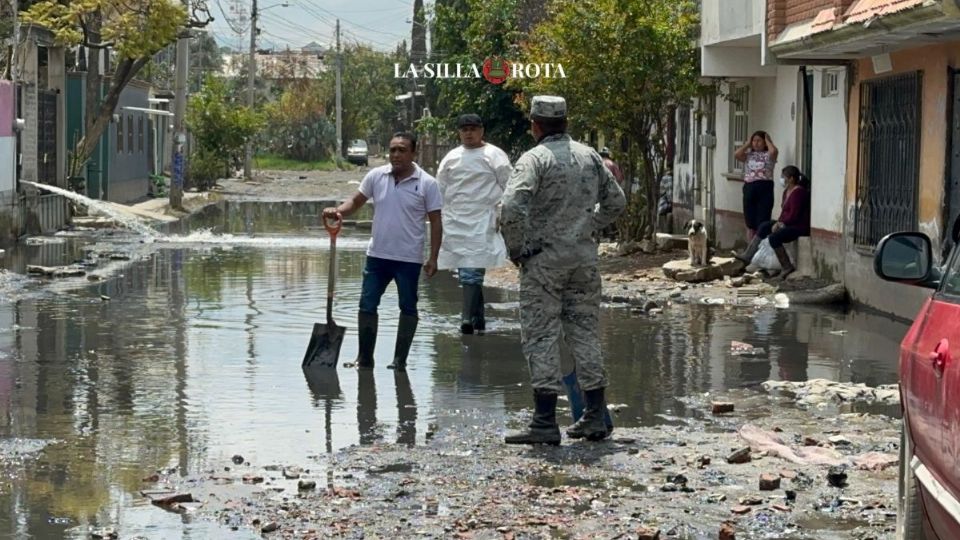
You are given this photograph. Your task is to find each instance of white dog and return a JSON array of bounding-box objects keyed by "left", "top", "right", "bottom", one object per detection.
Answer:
[{"left": 685, "top": 219, "right": 710, "bottom": 267}]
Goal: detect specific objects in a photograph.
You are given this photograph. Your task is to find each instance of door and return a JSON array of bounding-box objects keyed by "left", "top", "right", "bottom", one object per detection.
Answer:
[
  {"left": 947, "top": 69, "right": 960, "bottom": 252},
  {"left": 800, "top": 68, "right": 814, "bottom": 178},
  {"left": 37, "top": 90, "right": 58, "bottom": 184},
  {"left": 905, "top": 245, "right": 960, "bottom": 536}
]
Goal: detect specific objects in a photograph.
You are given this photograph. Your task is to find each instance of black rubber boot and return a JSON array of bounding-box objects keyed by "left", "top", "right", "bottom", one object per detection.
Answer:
[
  {"left": 774, "top": 246, "right": 796, "bottom": 280},
  {"left": 472, "top": 286, "right": 486, "bottom": 334},
  {"left": 734, "top": 235, "right": 762, "bottom": 263},
  {"left": 504, "top": 390, "right": 561, "bottom": 445},
  {"left": 566, "top": 388, "right": 612, "bottom": 441},
  {"left": 356, "top": 312, "right": 378, "bottom": 369},
  {"left": 460, "top": 285, "right": 477, "bottom": 335},
  {"left": 388, "top": 313, "right": 418, "bottom": 371}
]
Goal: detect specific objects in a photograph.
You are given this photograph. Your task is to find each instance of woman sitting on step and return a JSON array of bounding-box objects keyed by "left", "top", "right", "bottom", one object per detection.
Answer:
[{"left": 735, "top": 165, "right": 810, "bottom": 279}]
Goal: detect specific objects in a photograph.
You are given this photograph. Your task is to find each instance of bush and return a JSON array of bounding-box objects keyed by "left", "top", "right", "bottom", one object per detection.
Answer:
[
  {"left": 187, "top": 76, "right": 262, "bottom": 188},
  {"left": 188, "top": 149, "right": 227, "bottom": 190}
]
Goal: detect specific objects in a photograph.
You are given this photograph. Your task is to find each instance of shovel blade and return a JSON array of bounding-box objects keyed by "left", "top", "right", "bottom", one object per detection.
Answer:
[
  {"left": 302, "top": 321, "right": 346, "bottom": 368},
  {"left": 562, "top": 370, "right": 614, "bottom": 431}
]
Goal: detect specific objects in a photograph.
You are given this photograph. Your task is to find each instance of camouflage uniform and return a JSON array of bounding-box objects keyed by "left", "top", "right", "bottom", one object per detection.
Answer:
[{"left": 501, "top": 101, "right": 626, "bottom": 395}]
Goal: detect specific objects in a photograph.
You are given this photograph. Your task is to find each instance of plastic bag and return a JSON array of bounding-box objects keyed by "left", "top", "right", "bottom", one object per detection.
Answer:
[{"left": 750, "top": 238, "right": 782, "bottom": 271}]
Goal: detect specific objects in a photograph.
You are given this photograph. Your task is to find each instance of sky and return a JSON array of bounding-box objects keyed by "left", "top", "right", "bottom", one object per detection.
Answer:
[{"left": 206, "top": 0, "right": 422, "bottom": 54}]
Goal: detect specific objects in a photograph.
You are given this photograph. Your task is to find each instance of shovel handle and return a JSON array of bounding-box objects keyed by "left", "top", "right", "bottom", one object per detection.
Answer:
[
  {"left": 323, "top": 213, "right": 342, "bottom": 237},
  {"left": 324, "top": 213, "right": 340, "bottom": 325}
]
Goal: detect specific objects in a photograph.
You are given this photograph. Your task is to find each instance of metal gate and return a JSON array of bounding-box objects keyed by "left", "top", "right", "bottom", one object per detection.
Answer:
[
  {"left": 37, "top": 90, "right": 58, "bottom": 184},
  {"left": 854, "top": 72, "right": 922, "bottom": 247}
]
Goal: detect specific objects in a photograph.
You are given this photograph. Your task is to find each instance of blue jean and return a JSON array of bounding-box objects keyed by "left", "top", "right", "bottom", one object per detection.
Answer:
[
  {"left": 359, "top": 256, "right": 422, "bottom": 316},
  {"left": 458, "top": 267, "right": 486, "bottom": 286}
]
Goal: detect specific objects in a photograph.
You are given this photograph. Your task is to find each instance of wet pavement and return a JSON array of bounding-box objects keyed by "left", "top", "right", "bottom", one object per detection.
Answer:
[{"left": 0, "top": 201, "right": 910, "bottom": 538}]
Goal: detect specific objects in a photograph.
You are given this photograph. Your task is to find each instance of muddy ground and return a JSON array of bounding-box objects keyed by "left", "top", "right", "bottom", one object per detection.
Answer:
[
  {"left": 144, "top": 389, "right": 899, "bottom": 540},
  {"left": 4, "top": 168, "right": 893, "bottom": 539}
]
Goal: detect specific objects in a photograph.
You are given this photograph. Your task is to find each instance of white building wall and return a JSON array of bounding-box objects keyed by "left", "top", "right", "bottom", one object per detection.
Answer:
[
  {"left": 700, "top": 0, "right": 764, "bottom": 46},
  {"left": 809, "top": 68, "right": 848, "bottom": 235},
  {"left": 709, "top": 66, "right": 802, "bottom": 248}
]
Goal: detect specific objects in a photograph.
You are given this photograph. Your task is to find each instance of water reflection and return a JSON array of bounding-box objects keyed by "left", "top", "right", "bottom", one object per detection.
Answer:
[{"left": 0, "top": 200, "right": 911, "bottom": 538}]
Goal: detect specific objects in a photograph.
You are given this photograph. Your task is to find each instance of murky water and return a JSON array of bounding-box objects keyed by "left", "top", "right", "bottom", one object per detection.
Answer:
[{"left": 0, "top": 201, "right": 910, "bottom": 538}]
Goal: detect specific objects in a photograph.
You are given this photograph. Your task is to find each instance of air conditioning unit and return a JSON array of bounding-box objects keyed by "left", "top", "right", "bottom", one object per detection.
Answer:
[{"left": 698, "top": 133, "right": 716, "bottom": 148}]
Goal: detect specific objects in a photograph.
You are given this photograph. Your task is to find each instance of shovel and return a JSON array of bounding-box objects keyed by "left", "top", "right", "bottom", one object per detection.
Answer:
[
  {"left": 302, "top": 213, "right": 346, "bottom": 368},
  {"left": 562, "top": 369, "right": 614, "bottom": 432}
]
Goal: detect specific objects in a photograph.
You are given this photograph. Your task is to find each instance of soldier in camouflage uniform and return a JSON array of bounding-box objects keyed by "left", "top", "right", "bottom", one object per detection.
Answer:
[{"left": 501, "top": 96, "right": 626, "bottom": 445}]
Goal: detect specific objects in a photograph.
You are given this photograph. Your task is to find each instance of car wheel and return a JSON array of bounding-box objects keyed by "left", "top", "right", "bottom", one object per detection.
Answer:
[{"left": 897, "top": 419, "right": 926, "bottom": 540}]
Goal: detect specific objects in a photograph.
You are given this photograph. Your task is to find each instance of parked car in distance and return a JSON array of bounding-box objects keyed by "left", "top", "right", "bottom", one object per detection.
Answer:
[
  {"left": 346, "top": 139, "right": 368, "bottom": 166},
  {"left": 874, "top": 215, "right": 960, "bottom": 540}
]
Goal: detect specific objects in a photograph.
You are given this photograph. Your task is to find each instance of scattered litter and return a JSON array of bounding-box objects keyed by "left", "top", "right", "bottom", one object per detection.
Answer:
[{"left": 730, "top": 341, "right": 765, "bottom": 357}]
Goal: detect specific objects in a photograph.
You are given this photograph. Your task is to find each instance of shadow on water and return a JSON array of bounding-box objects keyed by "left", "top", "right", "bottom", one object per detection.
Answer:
[{"left": 0, "top": 200, "right": 910, "bottom": 538}]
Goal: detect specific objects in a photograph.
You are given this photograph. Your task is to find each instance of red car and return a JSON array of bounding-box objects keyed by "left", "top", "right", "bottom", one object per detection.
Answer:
[{"left": 874, "top": 218, "right": 960, "bottom": 540}]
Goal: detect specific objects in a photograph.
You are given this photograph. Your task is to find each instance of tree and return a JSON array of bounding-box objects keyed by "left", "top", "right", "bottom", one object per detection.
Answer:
[
  {"left": 261, "top": 78, "right": 335, "bottom": 162},
  {"left": 521, "top": 0, "right": 700, "bottom": 241},
  {"left": 21, "top": 0, "right": 212, "bottom": 178},
  {"left": 309, "top": 44, "right": 405, "bottom": 152},
  {"left": 428, "top": 0, "right": 532, "bottom": 157},
  {"left": 187, "top": 76, "right": 261, "bottom": 188}
]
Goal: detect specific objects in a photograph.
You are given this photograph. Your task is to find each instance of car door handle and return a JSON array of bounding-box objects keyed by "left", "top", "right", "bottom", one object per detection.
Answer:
[{"left": 930, "top": 339, "right": 951, "bottom": 376}]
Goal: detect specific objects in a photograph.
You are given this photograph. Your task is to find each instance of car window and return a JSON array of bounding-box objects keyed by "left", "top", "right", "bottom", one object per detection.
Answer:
[{"left": 942, "top": 247, "right": 960, "bottom": 297}]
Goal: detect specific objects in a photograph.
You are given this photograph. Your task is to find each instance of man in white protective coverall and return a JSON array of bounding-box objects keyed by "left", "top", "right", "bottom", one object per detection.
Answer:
[{"left": 436, "top": 113, "right": 512, "bottom": 335}]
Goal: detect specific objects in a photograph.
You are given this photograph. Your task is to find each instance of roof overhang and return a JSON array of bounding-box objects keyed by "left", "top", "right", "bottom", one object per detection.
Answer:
[{"left": 770, "top": 0, "right": 960, "bottom": 60}]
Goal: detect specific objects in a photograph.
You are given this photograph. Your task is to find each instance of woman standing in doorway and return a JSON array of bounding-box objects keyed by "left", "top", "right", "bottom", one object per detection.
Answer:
[{"left": 734, "top": 130, "right": 778, "bottom": 239}]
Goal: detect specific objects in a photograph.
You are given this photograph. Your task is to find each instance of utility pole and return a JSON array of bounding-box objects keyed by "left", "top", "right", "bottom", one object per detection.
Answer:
[
  {"left": 244, "top": 0, "right": 258, "bottom": 180},
  {"left": 170, "top": 0, "right": 190, "bottom": 210},
  {"left": 335, "top": 19, "right": 342, "bottom": 168}
]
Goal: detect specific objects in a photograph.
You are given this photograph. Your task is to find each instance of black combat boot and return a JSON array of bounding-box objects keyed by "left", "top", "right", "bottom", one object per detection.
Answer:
[
  {"left": 566, "top": 387, "right": 612, "bottom": 441},
  {"left": 356, "top": 312, "right": 378, "bottom": 369},
  {"left": 504, "top": 390, "right": 561, "bottom": 445},
  {"left": 387, "top": 313, "right": 418, "bottom": 371},
  {"left": 460, "top": 284, "right": 481, "bottom": 334}
]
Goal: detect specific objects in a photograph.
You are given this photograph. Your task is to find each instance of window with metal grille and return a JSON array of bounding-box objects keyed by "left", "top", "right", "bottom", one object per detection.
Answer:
[
  {"left": 138, "top": 116, "right": 144, "bottom": 153},
  {"left": 728, "top": 84, "right": 750, "bottom": 174},
  {"left": 854, "top": 71, "right": 922, "bottom": 247},
  {"left": 117, "top": 115, "right": 124, "bottom": 153},
  {"left": 677, "top": 105, "right": 691, "bottom": 164}
]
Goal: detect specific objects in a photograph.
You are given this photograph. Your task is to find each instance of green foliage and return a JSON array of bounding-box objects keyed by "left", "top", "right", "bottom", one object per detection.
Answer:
[
  {"left": 260, "top": 79, "right": 335, "bottom": 162},
  {"left": 428, "top": 0, "right": 532, "bottom": 157},
  {"left": 22, "top": 0, "right": 188, "bottom": 60},
  {"left": 187, "top": 76, "right": 262, "bottom": 188},
  {"left": 188, "top": 148, "right": 225, "bottom": 189},
  {"left": 521, "top": 0, "right": 700, "bottom": 241}
]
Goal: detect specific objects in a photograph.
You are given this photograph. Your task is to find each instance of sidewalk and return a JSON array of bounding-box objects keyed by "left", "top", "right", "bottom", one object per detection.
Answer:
[{"left": 485, "top": 244, "right": 844, "bottom": 309}]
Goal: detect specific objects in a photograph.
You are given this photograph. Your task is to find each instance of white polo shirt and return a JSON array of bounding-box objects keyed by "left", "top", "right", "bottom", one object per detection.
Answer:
[{"left": 359, "top": 164, "right": 442, "bottom": 264}]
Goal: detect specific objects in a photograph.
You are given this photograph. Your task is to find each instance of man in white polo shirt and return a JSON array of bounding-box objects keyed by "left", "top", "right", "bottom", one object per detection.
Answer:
[{"left": 323, "top": 132, "right": 443, "bottom": 371}]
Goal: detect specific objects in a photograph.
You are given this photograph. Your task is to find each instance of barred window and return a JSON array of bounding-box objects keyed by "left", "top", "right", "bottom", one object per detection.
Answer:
[
  {"left": 127, "top": 116, "right": 134, "bottom": 154},
  {"left": 854, "top": 72, "right": 922, "bottom": 247},
  {"left": 728, "top": 84, "right": 750, "bottom": 174},
  {"left": 138, "top": 116, "right": 144, "bottom": 153}
]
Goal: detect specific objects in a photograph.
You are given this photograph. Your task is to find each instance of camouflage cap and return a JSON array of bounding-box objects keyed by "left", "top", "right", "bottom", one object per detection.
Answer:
[{"left": 530, "top": 95, "right": 566, "bottom": 120}]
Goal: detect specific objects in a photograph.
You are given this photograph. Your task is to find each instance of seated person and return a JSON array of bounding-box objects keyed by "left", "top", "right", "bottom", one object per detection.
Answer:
[{"left": 735, "top": 165, "right": 810, "bottom": 278}]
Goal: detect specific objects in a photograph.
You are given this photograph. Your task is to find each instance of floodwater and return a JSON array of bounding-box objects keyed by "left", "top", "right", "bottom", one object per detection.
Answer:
[{"left": 0, "top": 201, "right": 910, "bottom": 538}]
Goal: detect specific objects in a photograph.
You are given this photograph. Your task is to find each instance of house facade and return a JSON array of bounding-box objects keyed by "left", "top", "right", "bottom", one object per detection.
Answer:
[{"left": 681, "top": 0, "right": 960, "bottom": 319}]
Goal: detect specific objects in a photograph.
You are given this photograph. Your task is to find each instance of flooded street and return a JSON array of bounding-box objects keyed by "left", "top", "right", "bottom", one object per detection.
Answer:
[{"left": 0, "top": 201, "right": 909, "bottom": 538}]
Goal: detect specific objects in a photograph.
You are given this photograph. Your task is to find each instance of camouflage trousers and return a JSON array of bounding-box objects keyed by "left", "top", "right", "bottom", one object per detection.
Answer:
[{"left": 519, "top": 259, "right": 608, "bottom": 394}]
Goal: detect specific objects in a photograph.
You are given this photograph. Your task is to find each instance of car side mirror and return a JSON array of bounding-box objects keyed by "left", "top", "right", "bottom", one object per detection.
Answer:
[{"left": 874, "top": 232, "right": 936, "bottom": 288}]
